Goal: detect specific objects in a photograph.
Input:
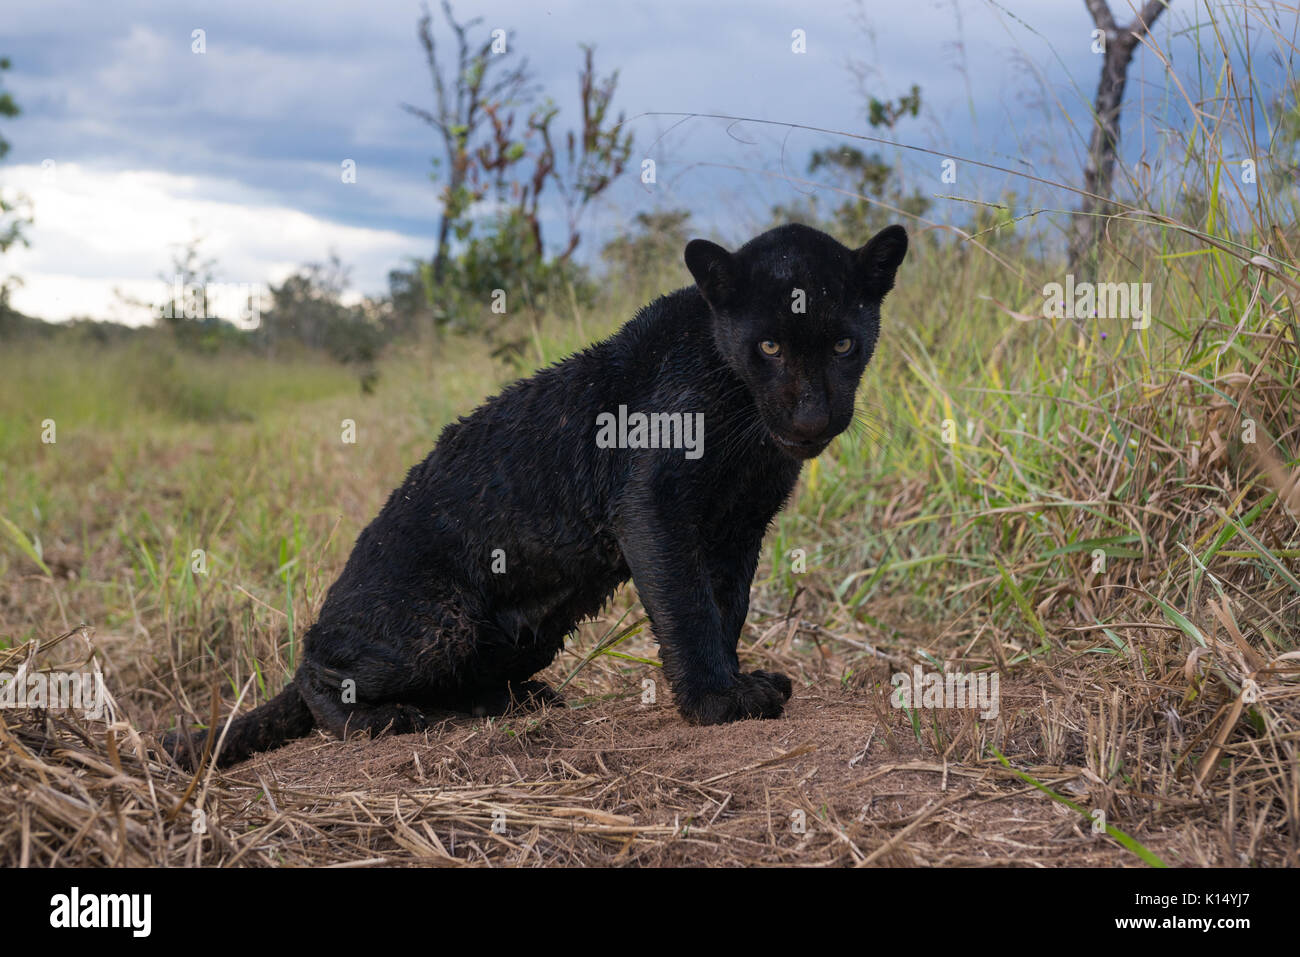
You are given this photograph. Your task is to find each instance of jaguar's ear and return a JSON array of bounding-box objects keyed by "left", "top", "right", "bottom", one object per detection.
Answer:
[
  {"left": 685, "top": 239, "right": 738, "bottom": 310},
  {"left": 855, "top": 224, "right": 908, "bottom": 300}
]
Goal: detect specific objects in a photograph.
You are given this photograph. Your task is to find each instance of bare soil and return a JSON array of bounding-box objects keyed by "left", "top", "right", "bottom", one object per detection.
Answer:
[{"left": 201, "top": 673, "right": 1193, "bottom": 866}]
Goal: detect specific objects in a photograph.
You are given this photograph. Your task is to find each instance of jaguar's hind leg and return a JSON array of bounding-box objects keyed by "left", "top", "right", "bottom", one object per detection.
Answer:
[
  {"left": 443, "top": 619, "right": 567, "bottom": 716},
  {"left": 298, "top": 600, "right": 567, "bottom": 732},
  {"left": 296, "top": 658, "right": 430, "bottom": 739},
  {"left": 323, "top": 697, "right": 430, "bottom": 739}
]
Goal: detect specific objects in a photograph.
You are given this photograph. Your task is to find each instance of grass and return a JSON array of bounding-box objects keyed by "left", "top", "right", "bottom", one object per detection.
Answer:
[{"left": 1, "top": 1, "right": 1298, "bottom": 866}]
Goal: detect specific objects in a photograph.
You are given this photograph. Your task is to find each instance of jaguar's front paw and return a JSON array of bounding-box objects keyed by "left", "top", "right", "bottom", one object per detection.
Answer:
[
  {"left": 750, "top": 669, "right": 793, "bottom": 701},
  {"left": 678, "top": 670, "right": 793, "bottom": 724}
]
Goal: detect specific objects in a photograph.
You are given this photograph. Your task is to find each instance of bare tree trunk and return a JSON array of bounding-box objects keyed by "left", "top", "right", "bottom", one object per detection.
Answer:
[
  {"left": 433, "top": 207, "right": 453, "bottom": 284},
  {"left": 1069, "top": 0, "right": 1170, "bottom": 275}
]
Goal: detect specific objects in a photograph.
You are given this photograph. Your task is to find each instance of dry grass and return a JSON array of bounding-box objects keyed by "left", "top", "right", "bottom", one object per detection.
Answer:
[
  {"left": 2, "top": 1, "right": 1300, "bottom": 868},
  {"left": 2, "top": 557, "right": 1297, "bottom": 866}
]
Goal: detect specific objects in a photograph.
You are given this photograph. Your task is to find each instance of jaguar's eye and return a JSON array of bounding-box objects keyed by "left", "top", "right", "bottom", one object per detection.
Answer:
[
  {"left": 759, "top": 340, "right": 781, "bottom": 357},
  {"left": 833, "top": 338, "right": 854, "bottom": 355}
]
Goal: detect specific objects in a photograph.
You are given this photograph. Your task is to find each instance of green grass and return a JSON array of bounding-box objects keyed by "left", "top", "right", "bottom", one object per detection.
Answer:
[{"left": 0, "top": 0, "right": 1298, "bottom": 865}]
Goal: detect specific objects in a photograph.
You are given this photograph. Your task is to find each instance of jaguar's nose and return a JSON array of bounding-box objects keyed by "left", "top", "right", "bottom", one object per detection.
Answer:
[{"left": 789, "top": 405, "right": 831, "bottom": 441}]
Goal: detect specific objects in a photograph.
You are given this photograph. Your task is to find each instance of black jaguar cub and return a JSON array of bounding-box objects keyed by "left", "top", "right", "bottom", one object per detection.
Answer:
[{"left": 166, "top": 222, "right": 907, "bottom": 768}]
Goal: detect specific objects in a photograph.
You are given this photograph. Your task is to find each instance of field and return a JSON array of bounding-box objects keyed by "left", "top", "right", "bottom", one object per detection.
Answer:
[
  {"left": 3, "top": 213, "right": 1298, "bottom": 866},
  {"left": 2, "top": 9, "right": 1300, "bottom": 868}
]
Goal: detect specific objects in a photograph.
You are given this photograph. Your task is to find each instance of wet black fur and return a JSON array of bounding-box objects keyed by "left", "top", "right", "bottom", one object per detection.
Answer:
[{"left": 165, "top": 222, "right": 907, "bottom": 769}]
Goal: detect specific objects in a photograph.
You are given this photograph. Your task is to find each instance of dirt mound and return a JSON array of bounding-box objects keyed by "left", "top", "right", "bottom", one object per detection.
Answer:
[
  {"left": 3, "top": 618, "right": 1288, "bottom": 867},
  {"left": 187, "top": 677, "right": 1179, "bottom": 866}
]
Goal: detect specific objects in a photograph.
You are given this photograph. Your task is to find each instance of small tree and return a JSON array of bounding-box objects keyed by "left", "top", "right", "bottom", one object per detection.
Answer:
[
  {"left": 601, "top": 209, "right": 693, "bottom": 284},
  {"left": 158, "top": 235, "right": 217, "bottom": 327},
  {"left": 788, "top": 86, "right": 929, "bottom": 239},
  {"left": 402, "top": 1, "right": 533, "bottom": 284},
  {"left": 473, "top": 45, "right": 633, "bottom": 263},
  {"left": 405, "top": 9, "right": 633, "bottom": 330},
  {"left": 539, "top": 45, "right": 635, "bottom": 262},
  {"left": 260, "top": 255, "right": 386, "bottom": 391},
  {"left": 1068, "top": 0, "right": 1171, "bottom": 273},
  {"left": 806, "top": 145, "right": 932, "bottom": 238}
]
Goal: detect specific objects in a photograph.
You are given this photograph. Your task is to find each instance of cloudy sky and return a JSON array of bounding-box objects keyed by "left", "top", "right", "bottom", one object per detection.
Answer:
[{"left": 0, "top": 0, "right": 1264, "bottom": 323}]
